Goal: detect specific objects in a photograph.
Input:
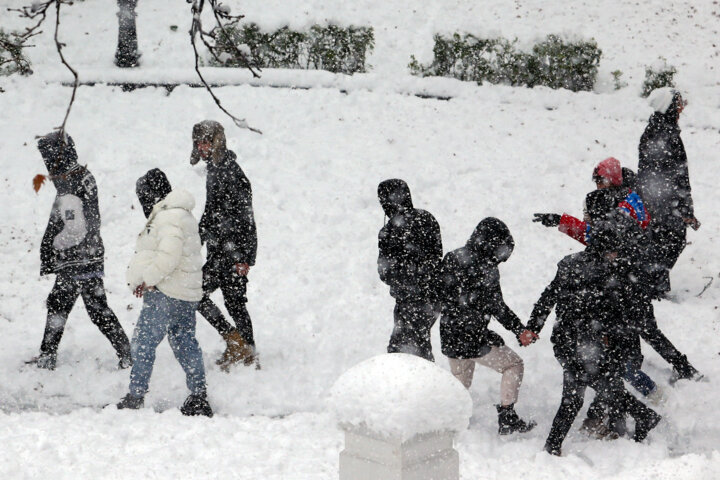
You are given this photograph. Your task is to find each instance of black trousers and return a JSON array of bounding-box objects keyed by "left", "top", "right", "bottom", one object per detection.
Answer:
[
  {"left": 387, "top": 297, "right": 437, "bottom": 362},
  {"left": 650, "top": 221, "right": 687, "bottom": 292},
  {"left": 41, "top": 275, "right": 131, "bottom": 359},
  {"left": 634, "top": 298, "right": 694, "bottom": 373},
  {"left": 545, "top": 359, "right": 655, "bottom": 452},
  {"left": 197, "top": 267, "right": 255, "bottom": 346}
]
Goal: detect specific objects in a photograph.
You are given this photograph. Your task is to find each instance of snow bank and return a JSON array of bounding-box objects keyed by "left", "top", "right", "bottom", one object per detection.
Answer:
[{"left": 329, "top": 353, "right": 472, "bottom": 440}]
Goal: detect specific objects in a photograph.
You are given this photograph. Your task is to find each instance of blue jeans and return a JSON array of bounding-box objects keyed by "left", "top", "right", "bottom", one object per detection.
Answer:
[
  {"left": 624, "top": 356, "right": 656, "bottom": 396},
  {"left": 129, "top": 290, "right": 206, "bottom": 397}
]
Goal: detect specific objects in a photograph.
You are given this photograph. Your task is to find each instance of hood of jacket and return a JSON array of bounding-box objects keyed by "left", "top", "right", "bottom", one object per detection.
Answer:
[
  {"left": 37, "top": 131, "right": 78, "bottom": 176},
  {"left": 467, "top": 217, "right": 514, "bottom": 264},
  {"left": 378, "top": 178, "right": 413, "bottom": 217},
  {"left": 148, "top": 189, "right": 195, "bottom": 220},
  {"left": 190, "top": 120, "right": 227, "bottom": 165},
  {"left": 136, "top": 168, "right": 172, "bottom": 218}
]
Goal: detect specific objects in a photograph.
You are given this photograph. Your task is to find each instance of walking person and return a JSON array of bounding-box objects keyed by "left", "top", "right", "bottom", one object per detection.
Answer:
[
  {"left": 190, "top": 120, "right": 258, "bottom": 370},
  {"left": 638, "top": 88, "right": 700, "bottom": 296},
  {"left": 438, "top": 217, "right": 536, "bottom": 434},
  {"left": 117, "top": 169, "right": 212, "bottom": 417},
  {"left": 28, "top": 131, "right": 131, "bottom": 370},
  {"left": 377, "top": 179, "right": 442, "bottom": 362}
]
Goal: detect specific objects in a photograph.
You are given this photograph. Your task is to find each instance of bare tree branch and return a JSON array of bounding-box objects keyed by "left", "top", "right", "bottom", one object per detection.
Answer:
[
  {"left": 189, "top": 0, "right": 262, "bottom": 134},
  {"left": 52, "top": 1, "right": 79, "bottom": 136}
]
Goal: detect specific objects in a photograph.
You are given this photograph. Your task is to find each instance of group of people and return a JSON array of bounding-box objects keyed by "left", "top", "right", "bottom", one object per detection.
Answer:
[
  {"left": 28, "top": 120, "right": 259, "bottom": 417},
  {"left": 376, "top": 88, "right": 704, "bottom": 455}
]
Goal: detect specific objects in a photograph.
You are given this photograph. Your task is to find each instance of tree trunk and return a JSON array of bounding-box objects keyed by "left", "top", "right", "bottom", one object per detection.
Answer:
[{"left": 115, "top": 0, "right": 140, "bottom": 68}]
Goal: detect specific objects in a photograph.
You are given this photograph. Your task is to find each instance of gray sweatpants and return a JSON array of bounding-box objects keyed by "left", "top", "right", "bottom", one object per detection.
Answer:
[{"left": 448, "top": 346, "right": 524, "bottom": 406}]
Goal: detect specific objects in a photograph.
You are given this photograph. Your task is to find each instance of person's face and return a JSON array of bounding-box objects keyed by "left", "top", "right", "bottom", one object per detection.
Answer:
[{"left": 197, "top": 140, "right": 212, "bottom": 160}]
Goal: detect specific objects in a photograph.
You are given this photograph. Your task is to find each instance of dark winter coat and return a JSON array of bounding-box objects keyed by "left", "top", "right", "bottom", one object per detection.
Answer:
[
  {"left": 527, "top": 248, "right": 639, "bottom": 376},
  {"left": 377, "top": 179, "right": 443, "bottom": 301},
  {"left": 637, "top": 109, "right": 694, "bottom": 224},
  {"left": 438, "top": 218, "right": 525, "bottom": 359},
  {"left": 38, "top": 132, "right": 105, "bottom": 277},
  {"left": 199, "top": 150, "right": 257, "bottom": 271}
]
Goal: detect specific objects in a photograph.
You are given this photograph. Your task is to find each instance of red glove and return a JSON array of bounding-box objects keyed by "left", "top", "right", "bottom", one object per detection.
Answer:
[
  {"left": 235, "top": 263, "right": 250, "bottom": 276},
  {"left": 519, "top": 329, "right": 539, "bottom": 347}
]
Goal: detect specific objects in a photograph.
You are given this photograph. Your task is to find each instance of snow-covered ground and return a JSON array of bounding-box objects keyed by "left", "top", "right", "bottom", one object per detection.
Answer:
[{"left": 0, "top": 1, "right": 719, "bottom": 478}]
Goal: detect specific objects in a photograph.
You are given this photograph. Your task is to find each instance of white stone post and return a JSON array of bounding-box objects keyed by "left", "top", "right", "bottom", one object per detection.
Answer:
[{"left": 329, "top": 353, "right": 472, "bottom": 480}]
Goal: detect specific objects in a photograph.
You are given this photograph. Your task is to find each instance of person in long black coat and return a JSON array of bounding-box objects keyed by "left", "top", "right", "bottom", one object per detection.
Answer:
[
  {"left": 377, "top": 179, "right": 442, "bottom": 362},
  {"left": 29, "top": 131, "right": 131, "bottom": 370},
  {"left": 638, "top": 88, "right": 700, "bottom": 295},
  {"left": 527, "top": 229, "right": 661, "bottom": 455},
  {"left": 191, "top": 120, "right": 258, "bottom": 369},
  {"left": 439, "top": 217, "right": 536, "bottom": 435}
]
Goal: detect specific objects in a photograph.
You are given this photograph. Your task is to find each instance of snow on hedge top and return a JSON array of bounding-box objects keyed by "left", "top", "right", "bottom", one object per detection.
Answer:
[{"left": 329, "top": 353, "right": 472, "bottom": 440}]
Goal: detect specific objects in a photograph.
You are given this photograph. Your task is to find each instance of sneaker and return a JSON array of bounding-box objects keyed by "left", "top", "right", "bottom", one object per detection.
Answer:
[
  {"left": 117, "top": 394, "right": 144, "bottom": 410},
  {"left": 26, "top": 353, "right": 57, "bottom": 370},
  {"left": 180, "top": 393, "right": 213, "bottom": 418},
  {"left": 580, "top": 417, "right": 620, "bottom": 440}
]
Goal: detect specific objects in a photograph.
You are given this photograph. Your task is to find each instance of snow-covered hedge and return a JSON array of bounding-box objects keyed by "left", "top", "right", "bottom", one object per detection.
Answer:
[
  {"left": 641, "top": 58, "right": 677, "bottom": 97},
  {"left": 410, "top": 33, "right": 602, "bottom": 92},
  {"left": 210, "top": 23, "right": 374, "bottom": 75},
  {"left": 0, "top": 29, "right": 32, "bottom": 77}
]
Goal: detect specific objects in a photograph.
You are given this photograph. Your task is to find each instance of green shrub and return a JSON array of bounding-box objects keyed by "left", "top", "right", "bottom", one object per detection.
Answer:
[
  {"left": 641, "top": 59, "right": 676, "bottom": 97},
  {"left": 211, "top": 23, "right": 374, "bottom": 75},
  {"left": 0, "top": 29, "right": 32, "bottom": 77},
  {"left": 410, "top": 33, "right": 601, "bottom": 92}
]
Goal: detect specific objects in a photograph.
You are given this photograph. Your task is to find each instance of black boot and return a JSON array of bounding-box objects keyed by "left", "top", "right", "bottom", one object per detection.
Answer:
[
  {"left": 117, "top": 394, "right": 144, "bottom": 410},
  {"left": 496, "top": 404, "right": 536, "bottom": 435},
  {"left": 670, "top": 357, "right": 703, "bottom": 384},
  {"left": 544, "top": 442, "right": 561, "bottom": 456},
  {"left": 26, "top": 352, "right": 57, "bottom": 370},
  {"left": 180, "top": 392, "right": 213, "bottom": 418},
  {"left": 634, "top": 410, "right": 661, "bottom": 442}
]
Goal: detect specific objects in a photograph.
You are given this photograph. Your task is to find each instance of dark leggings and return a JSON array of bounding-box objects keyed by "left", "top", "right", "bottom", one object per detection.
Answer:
[
  {"left": 197, "top": 269, "right": 255, "bottom": 346},
  {"left": 41, "top": 274, "right": 131, "bottom": 359}
]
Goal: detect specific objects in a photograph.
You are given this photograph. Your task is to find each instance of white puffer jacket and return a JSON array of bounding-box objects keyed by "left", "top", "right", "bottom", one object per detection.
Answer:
[{"left": 126, "top": 189, "right": 203, "bottom": 302}]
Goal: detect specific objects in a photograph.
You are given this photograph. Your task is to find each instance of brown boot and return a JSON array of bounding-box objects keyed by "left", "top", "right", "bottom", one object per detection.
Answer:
[{"left": 217, "top": 329, "right": 254, "bottom": 372}]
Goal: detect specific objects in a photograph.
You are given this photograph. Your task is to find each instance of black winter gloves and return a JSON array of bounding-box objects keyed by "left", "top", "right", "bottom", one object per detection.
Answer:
[{"left": 533, "top": 213, "right": 561, "bottom": 227}]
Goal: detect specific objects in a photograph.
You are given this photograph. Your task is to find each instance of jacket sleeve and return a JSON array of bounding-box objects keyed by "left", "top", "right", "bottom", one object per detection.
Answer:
[
  {"left": 526, "top": 272, "right": 561, "bottom": 335},
  {"left": 40, "top": 198, "right": 63, "bottom": 275},
  {"left": 558, "top": 214, "right": 589, "bottom": 245},
  {"left": 673, "top": 138, "right": 695, "bottom": 219},
  {"left": 223, "top": 169, "right": 257, "bottom": 266},
  {"left": 415, "top": 212, "right": 443, "bottom": 290},
  {"left": 488, "top": 274, "right": 525, "bottom": 337}
]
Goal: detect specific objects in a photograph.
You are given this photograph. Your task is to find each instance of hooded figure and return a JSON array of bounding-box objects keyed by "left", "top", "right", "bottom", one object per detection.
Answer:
[
  {"left": 120, "top": 172, "right": 211, "bottom": 416},
  {"left": 190, "top": 120, "right": 258, "bottom": 370},
  {"left": 637, "top": 88, "right": 699, "bottom": 295},
  {"left": 438, "top": 217, "right": 535, "bottom": 435},
  {"left": 377, "top": 179, "right": 442, "bottom": 361},
  {"left": 29, "top": 131, "right": 131, "bottom": 371}
]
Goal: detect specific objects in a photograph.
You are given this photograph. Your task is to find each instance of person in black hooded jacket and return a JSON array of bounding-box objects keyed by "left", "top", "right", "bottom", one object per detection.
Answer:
[
  {"left": 377, "top": 179, "right": 442, "bottom": 362},
  {"left": 527, "top": 226, "right": 661, "bottom": 455},
  {"left": 638, "top": 88, "right": 700, "bottom": 295},
  {"left": 28, "top": 131, "right": 131, "bottom": 370},
  {"left": 191, "top": 120, "right": 258, "bottom": 370},
  {"left": 439, "top": 217, "right": 536, "bottom": 435}
]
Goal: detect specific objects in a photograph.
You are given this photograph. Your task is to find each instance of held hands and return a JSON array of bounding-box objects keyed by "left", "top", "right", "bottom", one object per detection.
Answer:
[
  {"left": 133, "top": 282, "right": 155, "bottom": 298},
  {"left": 518, "top": 329, "right": 539, "bottom": 347},
  {"left": 235, "top": 263, "right": 250, "bottom": 276},
  {"left": 533, "top": 213, "right": 561, "bottom": 227}
]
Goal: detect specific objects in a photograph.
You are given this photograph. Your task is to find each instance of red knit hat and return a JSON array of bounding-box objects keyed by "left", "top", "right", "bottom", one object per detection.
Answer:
[{"left": 592, "top": 157, "right": 623, "bottom": 186}]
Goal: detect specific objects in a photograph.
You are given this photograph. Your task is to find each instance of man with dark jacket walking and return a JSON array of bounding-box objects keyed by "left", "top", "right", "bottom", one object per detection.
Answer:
[
  {"left": 29, "top": 131, "right": 131, "bottom": 370},
  {"left": 638, "top": 88, "right": 700, "bottom": 295},
  {"left": 527, "top": 228, "right": 661, "bottom": 455},
  {"left": 439, "top": 217, "right": 536, "bottom": 435},
  {"left": 191, "top": 120, "right": 258, "bottom": 370},
  {"left": 377, "top": 179, "right": 442, "bottom": 362}
]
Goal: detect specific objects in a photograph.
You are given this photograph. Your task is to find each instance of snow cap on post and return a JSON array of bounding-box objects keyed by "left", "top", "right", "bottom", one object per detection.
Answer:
[{"left": 329, "top": 353, "right": 472, "bottom": 440}]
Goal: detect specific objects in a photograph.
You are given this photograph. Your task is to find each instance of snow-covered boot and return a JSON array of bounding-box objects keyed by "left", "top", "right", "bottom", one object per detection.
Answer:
[
  {"left": 670, "top": 358, "right": 704, "bottom": 384},
  {"left": 216, "top": 329, "right": 255, "bottom": 372},
  {"left": 496, "top": 404, "right": 536, "bottom": 435},
  {"left": 633, "top": 410, "right": 661, "bottom": 442},
  {"left": 580, "top": 417, "right": 619, "bottom": 440},
  {"left": 118, "top": 355, "right": 133, "bottom": 370},
  {"left": 27, "top": 352, "right": 57, "bottom": 370},
  {"left": 180, "top": 392, "right": 213, "bottom": 418},
  {"left": 117, "top": 394, "right": 144, "bottom": 410}
]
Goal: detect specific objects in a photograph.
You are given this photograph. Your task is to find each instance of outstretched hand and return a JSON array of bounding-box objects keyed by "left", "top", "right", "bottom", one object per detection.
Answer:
[
  {"left": 533, "top": 213, "right": 561, "bottom": 227},
  {"left": 519, "top": 329, "right": 539, "bottom": 347},
  {"left": 684, "top": 217, "right": 701, "bottom": 231}
]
